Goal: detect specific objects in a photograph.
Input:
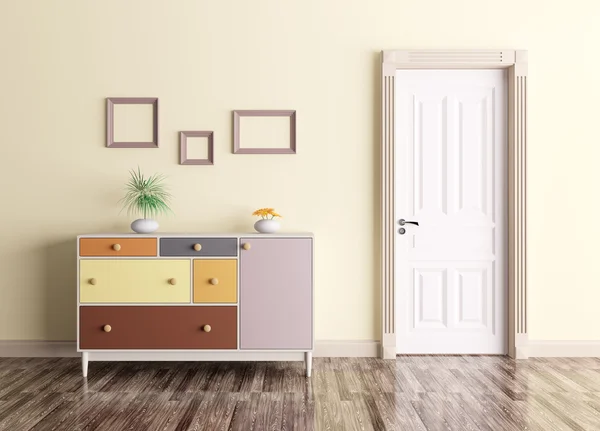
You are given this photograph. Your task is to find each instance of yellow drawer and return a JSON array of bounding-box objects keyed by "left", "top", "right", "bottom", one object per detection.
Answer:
[
  {"left": 80, "top": 260, "right": 190, "bottom": 303},
  {"left": 193, "top": 259, "right": 237, "bottom": 303}
]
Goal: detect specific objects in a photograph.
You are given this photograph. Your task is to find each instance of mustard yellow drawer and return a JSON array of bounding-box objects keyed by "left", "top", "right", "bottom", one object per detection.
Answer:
[
  {"left": 80, "top": 260, "right": 190, "bottom": 303},
  {"left": 193, "top": 259, "right": 237, "bottom": 303}
]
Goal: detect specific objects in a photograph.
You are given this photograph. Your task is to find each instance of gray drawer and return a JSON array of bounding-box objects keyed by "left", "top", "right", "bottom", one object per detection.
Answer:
[{"left": 160, "top": 238, "right": 238, "bottom": 257}]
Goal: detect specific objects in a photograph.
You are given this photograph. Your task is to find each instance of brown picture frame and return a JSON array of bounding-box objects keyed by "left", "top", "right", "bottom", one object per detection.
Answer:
[
  {"left": 233, "top": 110, "right": 296, "bottom": 154},
  {"left": 179, "top": 131, "right": 214, "bottom": 165},
  {"left": 106, "top": 97, "right": 159, "bottom": 148}
]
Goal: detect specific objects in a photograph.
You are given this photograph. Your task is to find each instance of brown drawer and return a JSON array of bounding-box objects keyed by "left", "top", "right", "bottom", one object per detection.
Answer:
[
  {"left": 79, "top": 238, "right": 157, "bottom": 257},
  {"left": 79, "top": 306, "right": 237, "bottom": 349}
]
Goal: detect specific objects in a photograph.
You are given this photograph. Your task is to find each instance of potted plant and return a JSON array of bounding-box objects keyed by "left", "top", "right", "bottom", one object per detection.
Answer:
[
  {"left": 252, "top": 208, "right": 282, "bottom": 233},
  {"left": 120, "top": 167, "right": 172, "bottom": 233}
]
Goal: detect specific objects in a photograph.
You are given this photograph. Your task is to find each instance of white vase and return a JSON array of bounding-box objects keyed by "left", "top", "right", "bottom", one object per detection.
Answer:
[
  {"left": 131, "top": 219, "right": 159, "bottom": 234},
  {"left": 254, "top": 219, "right": 280, "bottom": 234}
]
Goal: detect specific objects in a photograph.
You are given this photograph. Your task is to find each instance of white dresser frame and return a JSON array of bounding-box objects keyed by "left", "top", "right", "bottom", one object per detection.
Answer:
[{"left": 77, "top": 233, "right": 314, "bottom": 377}]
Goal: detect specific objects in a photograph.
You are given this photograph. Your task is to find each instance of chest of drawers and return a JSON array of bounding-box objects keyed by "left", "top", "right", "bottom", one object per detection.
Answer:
[{"left": 77, "top": 233, "right": 314, "bottom": 377}]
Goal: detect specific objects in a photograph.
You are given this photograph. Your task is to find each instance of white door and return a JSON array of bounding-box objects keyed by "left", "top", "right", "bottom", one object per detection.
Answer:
[{"left": 395, "top": 69, "right": 507, "bottom": 354}]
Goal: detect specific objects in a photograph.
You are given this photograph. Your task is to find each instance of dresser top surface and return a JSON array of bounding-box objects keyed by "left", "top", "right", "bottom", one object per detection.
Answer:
[{"left": 78, "top": 232, "right": 314, "bottom": 238}]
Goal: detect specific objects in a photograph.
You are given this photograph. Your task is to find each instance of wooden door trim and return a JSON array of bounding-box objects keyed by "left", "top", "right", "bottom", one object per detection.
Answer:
[{"left": 381, "top": 49, "right": 528, "bottom": 359}]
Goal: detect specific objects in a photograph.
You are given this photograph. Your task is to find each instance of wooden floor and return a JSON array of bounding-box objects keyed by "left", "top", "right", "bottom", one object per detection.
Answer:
[{"left": 1, "top": 356, "right": 600, "bottom": 430}]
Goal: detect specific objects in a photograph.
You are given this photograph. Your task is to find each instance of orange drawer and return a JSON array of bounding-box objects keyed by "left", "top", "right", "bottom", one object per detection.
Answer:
[
  {"left": 79, "top": 238, "right": 157, "bottom": 257},
  {"left": 193, "top": 259, "right": 237, "bottom": 303}
]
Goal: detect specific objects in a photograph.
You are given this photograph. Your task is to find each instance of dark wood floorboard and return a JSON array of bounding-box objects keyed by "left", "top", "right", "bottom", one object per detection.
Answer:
[{"left": 1, "top": 357, "right": 600, "bottom": 430}]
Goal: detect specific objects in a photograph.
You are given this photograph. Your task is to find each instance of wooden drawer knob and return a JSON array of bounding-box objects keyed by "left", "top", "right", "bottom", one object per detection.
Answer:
[
  {"left": 103, "top": 325, "right": 112, "bottom": 333},
  {"left": 242, "top": 243, "right": 251, "bottom": 250},
  {"left": 169, "top": 278, "right": 177, "bottom": 285},
  {"left": 89, "top": 278, "right": 97, "bottom": 285},
  {"left": 202, "top": 325, "right": 211, "bottom": 333},
  {"left": 112, "top": 244, "right": 121, "bottom": 251},
  {"left": 193, "top": 243, "right": 202, "bottom": 251},
  {"left": 210, "top": 278, "right": 219, "bottom": 285}
]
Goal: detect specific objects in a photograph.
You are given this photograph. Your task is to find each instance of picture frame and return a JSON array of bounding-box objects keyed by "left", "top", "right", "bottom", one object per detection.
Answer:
[
  {"left": 233, "top": 110, "right": 296, "bottom": 154},
  {"left": 179, "top": 131, "right": 214, "bottom": 165},
  {"left": 106, "top": 97, "right": 159, "bottom": 148}
]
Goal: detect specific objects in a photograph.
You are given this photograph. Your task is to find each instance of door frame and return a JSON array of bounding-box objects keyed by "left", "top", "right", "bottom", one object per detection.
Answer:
[{"left": 380, "top": 49, "right": 528, "bottom": 359}]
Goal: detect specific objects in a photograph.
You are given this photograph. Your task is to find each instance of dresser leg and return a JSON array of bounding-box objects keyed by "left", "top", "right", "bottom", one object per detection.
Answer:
[
  {"left": 305, "top": 351, "right": 312, "bottom": 377},
  {"left": 82, "top": 352, "right": 89, "bottom": 378}
]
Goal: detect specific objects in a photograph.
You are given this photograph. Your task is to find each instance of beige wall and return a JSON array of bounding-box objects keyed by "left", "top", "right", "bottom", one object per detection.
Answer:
[{"left": 0, "top": 0, "right": 598, "bottom": 342}]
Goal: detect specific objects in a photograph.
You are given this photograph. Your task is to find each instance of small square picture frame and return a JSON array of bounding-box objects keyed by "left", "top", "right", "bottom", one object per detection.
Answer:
[
  {"left": 179, "top": 131, "right": 214, "bottom": 165},
  {"left": 106, "top": 97, "right": 159, "bottom": 148},
  {"left": 233, "top": 110, "right": 296, "bottom": 154}
]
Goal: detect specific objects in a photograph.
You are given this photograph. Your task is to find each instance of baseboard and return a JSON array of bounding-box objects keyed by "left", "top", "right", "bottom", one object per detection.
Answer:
[
  {"left": 525, "top": 340, "right": 600, "bottom": 357},
  {"left": 0, "top": 341, "right": 79, "bottom": 357},
  {"left": 0, "top": 340, "right": 381, "bottom": 358},
  {"left": 314, "top": 340, "right": 379, "bottom": 357},
  {"left": 7, "top": 340, "right": 598, "bottom": 359}
]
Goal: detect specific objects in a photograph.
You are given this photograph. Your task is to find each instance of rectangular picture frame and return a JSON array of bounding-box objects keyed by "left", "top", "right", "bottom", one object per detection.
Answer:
[{"left": 233, "top": 110, "right": 296, "bottom": 154}]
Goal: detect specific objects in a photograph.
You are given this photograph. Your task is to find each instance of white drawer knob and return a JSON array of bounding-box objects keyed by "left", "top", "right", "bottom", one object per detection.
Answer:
[
  {"left": 210, "top": 278, "right": 219, "bottom": 285},
  {"left": 202, "top": 325, "right": 211, "bottom": 333},
  {"left": 103, "top": 325, "right": 112, "bottom": 333},
  {"left": 89, "top": 278, "right": 97, "bottom": 285},
  {"left": 169, "top": 278, "right": 177, "bottom": 285},
  {"left": 242, "top": 243, "right": 251, "bottom": 250},
  {"left": 112, "top": 244, "right": 121, "bottom": 251},
  {"left": 193, "top": 243, "right": 202, "bottom": 251}
]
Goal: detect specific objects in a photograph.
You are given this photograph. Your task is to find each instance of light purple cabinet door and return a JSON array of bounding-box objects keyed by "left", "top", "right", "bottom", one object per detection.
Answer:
[{"left": 240, "top": 238, "right": 313, "bottom": 350}]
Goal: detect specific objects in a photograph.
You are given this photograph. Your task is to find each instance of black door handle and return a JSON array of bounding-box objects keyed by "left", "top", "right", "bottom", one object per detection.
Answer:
[{"left": 399, "top": 219, "right": 419, "bottom": 226}]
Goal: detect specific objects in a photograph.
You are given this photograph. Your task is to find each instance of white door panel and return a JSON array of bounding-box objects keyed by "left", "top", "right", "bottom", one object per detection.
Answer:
[{"left": 395, "top": 70, "right": 507, "bottom": 354}]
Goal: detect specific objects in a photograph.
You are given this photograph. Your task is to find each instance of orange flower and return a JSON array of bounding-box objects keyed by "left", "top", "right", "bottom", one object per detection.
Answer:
[
  {"left": 251, "top": 208, "right": 269, "bottom": 216},
  {"left": 253, "top": 208, "right": 282, "bottom": 219}
]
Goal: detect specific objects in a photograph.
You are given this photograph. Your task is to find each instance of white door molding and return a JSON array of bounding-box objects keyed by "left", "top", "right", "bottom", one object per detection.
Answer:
[{"left": 381, "top": 49, "right": 528, "bottom": 359}]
